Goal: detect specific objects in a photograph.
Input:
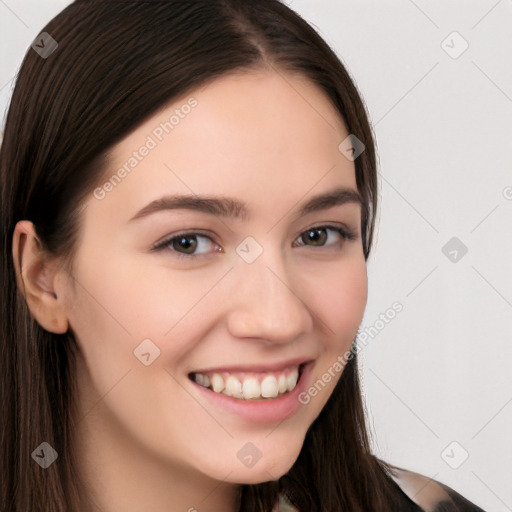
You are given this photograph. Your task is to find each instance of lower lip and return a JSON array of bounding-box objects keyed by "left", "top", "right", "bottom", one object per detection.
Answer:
[{"left": 190, "top": 362, "right": 314, "bottom": 424}]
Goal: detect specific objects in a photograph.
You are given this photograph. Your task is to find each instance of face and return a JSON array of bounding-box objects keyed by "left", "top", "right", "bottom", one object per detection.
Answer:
[{"left": 60, "top": 69, "right": 368, "bottom": 486}]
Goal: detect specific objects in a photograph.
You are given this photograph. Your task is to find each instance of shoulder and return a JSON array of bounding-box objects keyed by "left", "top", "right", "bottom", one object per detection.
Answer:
[
  {"left": 388, "top": 466, "right": 487, "bottom": 512},
  {"left": 272, "top": 465, "right": 487, "bottom": 512},
  {"left": 388, "top": 466, "right": 451, "bottom": 509}
]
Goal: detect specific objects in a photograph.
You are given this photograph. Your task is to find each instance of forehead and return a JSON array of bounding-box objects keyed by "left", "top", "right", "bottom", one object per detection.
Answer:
[{"left": 91, "top": 69, "right": 358, "bottom": 224}]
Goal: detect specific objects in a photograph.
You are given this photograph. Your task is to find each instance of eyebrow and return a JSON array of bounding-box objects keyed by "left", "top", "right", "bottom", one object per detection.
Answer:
[{"left": 128, "top": 186, "right": 363, "bottom": 223}]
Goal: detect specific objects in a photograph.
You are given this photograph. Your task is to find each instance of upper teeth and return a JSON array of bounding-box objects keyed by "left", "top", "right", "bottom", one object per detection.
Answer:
[{"left": 192, "top": 367, "right": 300, "bottom": 400}]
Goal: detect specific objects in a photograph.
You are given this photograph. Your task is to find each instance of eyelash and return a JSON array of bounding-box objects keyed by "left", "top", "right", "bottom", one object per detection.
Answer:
[{"left": 151, "top": 223, "right": 357, "bottom": 260}]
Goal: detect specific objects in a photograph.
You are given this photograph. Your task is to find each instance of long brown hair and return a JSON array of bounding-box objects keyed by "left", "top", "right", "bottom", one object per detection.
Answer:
[{"left": 0, "top": 1, "right": 419, "bottom": 510}]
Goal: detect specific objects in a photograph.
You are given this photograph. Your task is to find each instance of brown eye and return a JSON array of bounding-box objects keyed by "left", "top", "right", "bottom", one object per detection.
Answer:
[
  {"left": 151, "top": 224, "right": 356, "bottom": 261},
  {"left": 293, "top": 224, "right": 355, "bottom": 249},
  {"left": 301, "top": 227, "right": 328, "bottom": 246},
  {"left": 172, "top": 234, "right": 198, "bottom": 254},
  {"left": 152, "top": 232, "right": 218, "bottom": 259}
]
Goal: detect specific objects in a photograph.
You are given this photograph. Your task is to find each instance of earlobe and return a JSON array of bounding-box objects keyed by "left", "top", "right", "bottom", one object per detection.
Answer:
[{"left": 12, "top": 220, "right": 69, "bottom": 334}]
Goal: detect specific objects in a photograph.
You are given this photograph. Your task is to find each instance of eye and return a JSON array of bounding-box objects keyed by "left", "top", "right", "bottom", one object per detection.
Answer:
[
  {"left": 292, "top": 224, "right": 356, "bottom": 249},
  {"left": 151, "top": 231, "right": 218, "bottom": 260},
  {"left": 151, "top": 224, "right": 357, "bottom": 260}
]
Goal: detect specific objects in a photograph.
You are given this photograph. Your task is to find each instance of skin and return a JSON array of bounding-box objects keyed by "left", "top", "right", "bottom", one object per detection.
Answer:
[{"left": 13, "top": 68, "right": 368, "bottom": 512}]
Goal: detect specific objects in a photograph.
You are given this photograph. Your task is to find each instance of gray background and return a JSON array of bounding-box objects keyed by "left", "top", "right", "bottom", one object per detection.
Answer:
[{"left": 1, "top": 1, "right": 511, "bottom": 510}]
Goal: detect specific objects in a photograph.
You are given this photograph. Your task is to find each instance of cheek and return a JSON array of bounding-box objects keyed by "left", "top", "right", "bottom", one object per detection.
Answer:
[
  {"left": 66, "top": 248, "right": 205, "bottom": 350},
  {"left": 299, "top": 260, "right": 368, "bottom": 416},
  {"left": 303, "top": 257, "right": 367, "bottom": 397},
  {"left": 62, "top": 250, "right": 173, "bottom": 407},
  {"left": 64, "top": 260, "right": 202, "bottom": 456},
  {"left": 64, "top": 249, "right": 227, "bottom": 428},
  {"left": 310, "top": 257, "right": 368, "bottom": 342}
]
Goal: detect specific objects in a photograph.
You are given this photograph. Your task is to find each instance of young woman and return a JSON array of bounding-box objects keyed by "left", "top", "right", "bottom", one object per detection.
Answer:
[{"left": 0, "top": 1, "right": 486, "bottom": 511}]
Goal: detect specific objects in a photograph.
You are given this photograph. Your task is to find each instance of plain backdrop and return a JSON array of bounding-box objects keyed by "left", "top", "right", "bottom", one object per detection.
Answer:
[{"left": 1, "top": 1, "right": 511, "bottom": 511}]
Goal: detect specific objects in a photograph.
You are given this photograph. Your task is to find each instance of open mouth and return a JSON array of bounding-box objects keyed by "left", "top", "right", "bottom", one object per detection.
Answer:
[{"left": 188, "top": 362, "right": 308, "bottom": 401}]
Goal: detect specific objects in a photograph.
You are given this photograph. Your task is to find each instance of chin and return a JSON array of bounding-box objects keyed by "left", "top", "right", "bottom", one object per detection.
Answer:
[{"left": 224, "top": 443, "right": 303, "bottom": 485}]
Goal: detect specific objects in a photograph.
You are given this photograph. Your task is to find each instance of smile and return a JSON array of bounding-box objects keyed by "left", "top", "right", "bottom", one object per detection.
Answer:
[{"left": 189, "top": 364, "right": 305, "bottom": 401}]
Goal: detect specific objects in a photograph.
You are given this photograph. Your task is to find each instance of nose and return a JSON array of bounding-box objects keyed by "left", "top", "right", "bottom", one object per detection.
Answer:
[{"left": 225, "top": 247, "right": 314, "bottom": 344}]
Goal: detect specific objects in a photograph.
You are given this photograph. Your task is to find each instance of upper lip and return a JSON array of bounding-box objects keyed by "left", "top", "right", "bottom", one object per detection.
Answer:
[{"left": 189, "top": 357, "right": 315, "bottom": 374}]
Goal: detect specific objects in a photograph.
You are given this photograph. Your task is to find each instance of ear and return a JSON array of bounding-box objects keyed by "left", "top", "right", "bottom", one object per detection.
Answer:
[{"left": 12, "top": 220, "right": 69, "bottom": 334}]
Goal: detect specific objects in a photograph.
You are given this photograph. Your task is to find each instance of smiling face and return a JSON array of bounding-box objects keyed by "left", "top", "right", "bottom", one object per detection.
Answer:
[{"left": 61, "top": 68, "right": 368, "bottom": 495}]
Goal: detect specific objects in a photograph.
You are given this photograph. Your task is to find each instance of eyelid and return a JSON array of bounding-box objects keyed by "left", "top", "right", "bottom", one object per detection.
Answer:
[
  {"left": 150, "top": 222, "right": 358, "bottom": 258},
  {"left": 150, "top": 229, "right": 218, "bottom": 253}
]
